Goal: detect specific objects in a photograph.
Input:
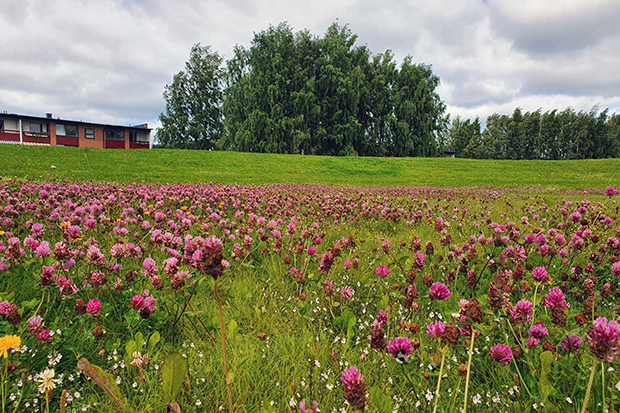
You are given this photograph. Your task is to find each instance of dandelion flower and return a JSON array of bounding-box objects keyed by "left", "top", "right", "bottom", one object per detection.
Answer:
[{"left": 0, "top": 335, "right": 21, "bottom": 358}]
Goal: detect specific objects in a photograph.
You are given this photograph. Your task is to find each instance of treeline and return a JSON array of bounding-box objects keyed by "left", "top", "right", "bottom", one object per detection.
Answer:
[
  {"left": 158, "top": 23, "right": 446, "bottom": 156},
  {"left": 446, "top": 107, "right": 620, "bottom": 160},
  {"left": 157, "top": 22, "right": 620, "bottom": 159}
]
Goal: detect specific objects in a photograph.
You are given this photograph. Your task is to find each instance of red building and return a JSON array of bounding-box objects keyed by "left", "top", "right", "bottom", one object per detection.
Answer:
[{"left": 0, "top": 112, "right": 151, "bottom": 149}]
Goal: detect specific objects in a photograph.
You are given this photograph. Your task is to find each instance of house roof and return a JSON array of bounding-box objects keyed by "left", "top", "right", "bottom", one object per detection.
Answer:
[{"left": 0, "top": 112, "right": 151, "bottom": 131}]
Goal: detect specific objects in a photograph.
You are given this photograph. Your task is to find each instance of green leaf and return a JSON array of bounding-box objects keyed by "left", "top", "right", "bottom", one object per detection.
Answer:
[
  {"left": 261, "top": 400, "right": 277, "bottom": 413},
  {"left": 471, "top": 323, "right": 491, "bottom": 335},
  {"left": 379, "top": 295, "right": 389, "bottom": 310},
  {"left": 146, "top": 331, "right": 160, "bottom": 353},
  {"left": 539, "top": 351, "right": 558, "bottom": 411},
  {"left": 342, "top": 309, "right": 356, "bottom": 328},
  {"left": 534, "top": 293, "right": 544, "bottom": 306},
  {"left": 77, "top": 358, "right": 129, "bottom": 411},
  {"left": 162, "top": 352, "right": 189, "bottom": 405},
  {"left": 370, "top": 387, "right": 393, "bottom": 413},
  {"left": 299, "top": 302, "right": 311, "bottom": 316},
  {"left": 20, "top": 298, "right": 39, "bottom": 310},
  {"left": 228, "top": 319, "right": 238, "bottom": 341},
  {"left": 134, "top": 332, "right": 144, "bottom": 352},
  {"left": 125, "top": 340, "right": 137, "bottom": 362}
]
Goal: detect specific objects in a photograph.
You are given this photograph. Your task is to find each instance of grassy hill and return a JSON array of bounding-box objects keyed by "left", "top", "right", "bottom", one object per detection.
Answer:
[{"left": 0, "top": 144, "right": 618, "bottom": 189}]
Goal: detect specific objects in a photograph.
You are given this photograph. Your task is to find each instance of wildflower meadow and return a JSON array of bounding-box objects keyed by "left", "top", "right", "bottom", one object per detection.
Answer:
[{"left": 0, "top": 178, "right": 620, "bottom": 412}]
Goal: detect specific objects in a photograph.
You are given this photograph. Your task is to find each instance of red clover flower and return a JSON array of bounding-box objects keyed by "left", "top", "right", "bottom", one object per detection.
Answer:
[
  {"left": 532, "top": 266, "right": 549, "bottom": 282},
  {"left": 387, "top": 337, "right": 413, "bottom": 363},
  {"left": 375, "top": 265, "right": 389, "bottom": 278},
  {"left": 429, "top": 282, "right": 451, "bottom": 300},
  {"left": 341, "top": 366, "right": 367, "bottom": 410},
  {"left": 586, "top": 317, "right": 620, "bottom": 362},
  {"left": 490, "top": 343, "right": 512, "bottom": 364}
]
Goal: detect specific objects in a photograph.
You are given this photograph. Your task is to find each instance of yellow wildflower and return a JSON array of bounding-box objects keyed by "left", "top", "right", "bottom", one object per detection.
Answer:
[{"left": 0, "top": 335, "right": 21, "bottom": 358}]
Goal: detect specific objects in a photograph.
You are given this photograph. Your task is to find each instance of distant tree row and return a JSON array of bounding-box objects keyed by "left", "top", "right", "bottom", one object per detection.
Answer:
[
  {"left": 158, "top": 23, "right": 446, "bottom": 156},
  {"left": 157, "top": 23, "right": 619, "bottom": 160},
  {"left": 445, "top": 107, "right": 620, "bottom": 160}
]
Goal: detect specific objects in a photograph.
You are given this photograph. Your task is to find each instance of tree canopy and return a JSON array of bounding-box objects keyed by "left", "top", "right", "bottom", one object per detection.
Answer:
[
  {"left": 157, "top": 23, "right": 620, "bottom": 159},
  {"left": 445, "top": 106, "right": 620, "bottom": 160},
  {"left": 158, "top": 44, "right": 223, "bottom": 150},
  {"left": 159, "top": 23, "right": 446, "bottom": 156}
]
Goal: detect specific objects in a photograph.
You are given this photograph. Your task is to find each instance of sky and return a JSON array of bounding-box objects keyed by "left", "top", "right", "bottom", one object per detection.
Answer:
[{"left": 1, "top": 0, "right": 619, "bottom": 133}]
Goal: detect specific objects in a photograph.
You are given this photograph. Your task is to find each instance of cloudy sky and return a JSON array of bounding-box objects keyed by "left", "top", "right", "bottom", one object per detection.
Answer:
[{"left": 1, "top": 0, "right": 619, "bottom": 132}]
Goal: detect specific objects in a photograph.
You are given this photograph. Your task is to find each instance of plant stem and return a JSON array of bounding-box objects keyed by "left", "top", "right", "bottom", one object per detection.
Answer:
[
  {"left": 449, "top": 377, "right": 462, "bottom": 413},
  {"left": 214, "top": 281, "right": 234, "bottom": 413},
  {"left": 1, "top": 363, "right": 5, "bottom": 413},
  {"left": 581, "top": 358, "right": 599, "bottom": 413},
  {"left": 399, "top": 363, "right": 419, "bottom": 400},
  {"left": 432, "top": 348, "right": 446, "bottom": 413},
  {"left": 512, "top": 356, "right": 533, "bottom": 399},
  {"left": 470, "top": 248, "right": 495, "bottom": 297},
  {"left": 463, "top": 331, "right": 475, "bottom": 413},
  {"left": 532, "top": 282, "right": 540, "bottom": 320},
  {"left": 602, "top": 361, "right": 606, "bottom": 411},
  {"left": 180, "top": 290, "right": 217, "bottom": 343}
]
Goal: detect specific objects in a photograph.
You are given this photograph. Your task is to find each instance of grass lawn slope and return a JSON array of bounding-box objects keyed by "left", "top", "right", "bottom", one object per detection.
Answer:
[{"left": 0, "top": 145, "right": 618, "bottom": 188}]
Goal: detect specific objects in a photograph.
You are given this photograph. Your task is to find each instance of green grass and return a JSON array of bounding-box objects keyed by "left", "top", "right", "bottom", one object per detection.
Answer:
[{"left": 1, "top": 145, "right": 618, "bottom": 189}]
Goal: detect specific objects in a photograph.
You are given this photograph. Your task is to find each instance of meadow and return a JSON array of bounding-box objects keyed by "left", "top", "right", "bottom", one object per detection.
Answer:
[
  {"left": 0, "top": 146, "right": 619, "bottom": 413},
  {"left": 1, "top": 145, "right": 619, "bottom": 188}
]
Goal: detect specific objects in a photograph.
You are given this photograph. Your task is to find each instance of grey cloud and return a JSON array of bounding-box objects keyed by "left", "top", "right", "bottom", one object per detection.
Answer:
[
  {"left": 1, "top": 0, "right": 619, "bottom": 134},
  {"left": 488, "top": 0, "right": 620, "bottom": 56}
]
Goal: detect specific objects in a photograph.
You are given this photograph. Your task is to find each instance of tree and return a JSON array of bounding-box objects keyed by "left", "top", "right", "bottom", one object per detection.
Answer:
[
  {"left": 447, "top": 116, "right": 481, "bottom": 157},
  {"left": 222, "top": 22, "right": 446, "bottom": 157},
  {"left": 157, "top": 44, "right": 223, "bottom": 149},
  {"left": 481, "top": 113, "right": 510, "bottom": 159},
  {"left": 392, "top": 58, "right": 444, "bottom": 157}
]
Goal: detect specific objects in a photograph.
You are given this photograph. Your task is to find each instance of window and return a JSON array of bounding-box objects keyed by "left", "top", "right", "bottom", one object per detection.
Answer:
[
  {"left": 85, "top": 128, "right": 95, "bottom": 139},
  {"left": 29, "top": 123, "right": 43, "bottom": 133},
  {"left": 130, "top": 131, "right": 149, "bottom": 142},
  {"left": 56, "top": 124, "right": 78, "bottom": 137},
  {"left": 105, "top": 130, "right": 125, "bottom": 141},
  {"left": 0, "top": 120, "right": 4, "bottom": 130}
]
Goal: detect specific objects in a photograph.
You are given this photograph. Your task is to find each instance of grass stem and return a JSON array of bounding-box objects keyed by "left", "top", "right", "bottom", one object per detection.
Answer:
[
  {"left": 463, "top": 331, "right": 475, "bottom": 413},
  {"left": 432, "top": 347, "right": 446, "bottom": 413},
  {"left": 215, "top": 281, "right": 235, "bottom": 413},
  {"left": 581, "top": 358, "right": 599, "bottom": 413}
]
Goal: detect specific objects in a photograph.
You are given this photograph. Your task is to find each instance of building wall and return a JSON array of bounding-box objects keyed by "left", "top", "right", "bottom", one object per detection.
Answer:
[
  {"left": 79, "top": 125, "right": 104, "bottom": 149},
  {"left": 0, "top": 118, "right": 19, "bottom": 130},
  {"left": 22, "top": 119, "right": 48, "bottom": 133},
  {"left": 0, "top": 115, "right": 149, "bottom": 149},
  {"left": 51, "top": 122, "right": 57, "bottom": 146}
]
